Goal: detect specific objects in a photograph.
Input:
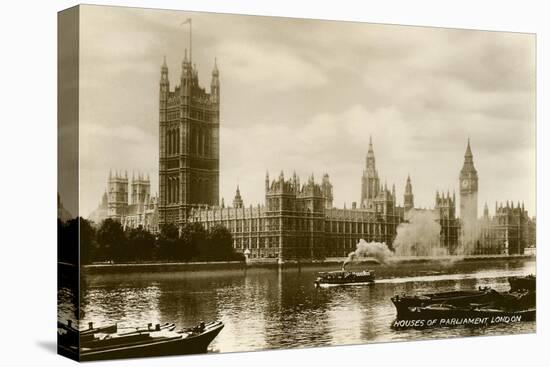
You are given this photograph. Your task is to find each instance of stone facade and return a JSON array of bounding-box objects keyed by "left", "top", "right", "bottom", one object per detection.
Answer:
[
  {"left": 190, "top": 169, "right": 402, "bottom": 262},
  {"left": 476, "top": 201, "right": 534, "bottom": 255}
]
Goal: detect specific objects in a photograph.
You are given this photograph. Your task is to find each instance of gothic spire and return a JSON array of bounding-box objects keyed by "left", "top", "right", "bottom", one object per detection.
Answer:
[
  {"left": 461, "top": 138, "right": 477, "bottom": 175},
  {"left": 465, "top": 137, "right": 473, "bottom": 158},
  {"left": 405, "top": 174, "right": 412, "bottom": 193},
  {"left": 366, "top": 135, "right": 376, "bottom": 171},
  {"left": 212, "top": 57, "right": 219, "bottom": 76}
]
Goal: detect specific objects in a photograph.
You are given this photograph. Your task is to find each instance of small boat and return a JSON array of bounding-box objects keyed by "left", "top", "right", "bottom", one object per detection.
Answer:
[
  {"left": 58, "top": 320, "right": 118, "bottom": 335},
  {"left": 117, "top": 322, "right": 176, "bottom": 336},
  {"left": 58, "top": 320, "right": 224, "bottom": 361},
  {"left": 391, "top": 288, "right": 498, "bottom": 317},
  {"left": 81, "top": 322, "right": 118, "bottom": 335},
  {"left": 509, "top": 274, "right": 536, "bottom": 292},
  {"left": 314, "top": 269, "right": 374, "bottom": 287}
]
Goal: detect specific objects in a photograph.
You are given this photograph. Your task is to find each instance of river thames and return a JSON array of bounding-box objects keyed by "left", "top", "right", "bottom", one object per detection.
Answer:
[{"left": 58, "top": 258, "right": 535, "bottom": 354}]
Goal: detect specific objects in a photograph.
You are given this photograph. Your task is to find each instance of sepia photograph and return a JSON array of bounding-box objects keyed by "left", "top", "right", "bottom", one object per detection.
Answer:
[{"left": 57, "top": 4, "right": 536, "bottom": 362}]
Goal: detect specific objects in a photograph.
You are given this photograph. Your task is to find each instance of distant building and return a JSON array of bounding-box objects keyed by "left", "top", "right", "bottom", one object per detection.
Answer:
[
  {"left": 435, "top": 190, "right": 460, "bottom": 252},
  {"left": 88, "top": 171, "right": 159, "bottom": 233},
  {"left": 190, "top": 141, "right": 403, "bottom": 262},
  {"left": 458, "top": 141, "right": 535, "bottom": 255},
  {"left": 477, "top": 201, "right": 534, "bottom": 255}
]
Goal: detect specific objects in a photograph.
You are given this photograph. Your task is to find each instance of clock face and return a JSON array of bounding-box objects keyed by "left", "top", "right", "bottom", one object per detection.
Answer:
[{"left": 461, "top": 179, "right": 469, "bottom": 189}]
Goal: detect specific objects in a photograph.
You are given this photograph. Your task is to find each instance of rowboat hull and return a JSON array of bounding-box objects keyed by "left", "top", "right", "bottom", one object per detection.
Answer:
[{"left": 59, "top": 321, "right": 224, "bottom": 361}]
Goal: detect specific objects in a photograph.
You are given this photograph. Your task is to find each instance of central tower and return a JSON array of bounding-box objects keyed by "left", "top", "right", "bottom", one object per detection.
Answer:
[
  {"left": 360, "top": 136, "right": 380, "bottom": 209},
  {"left": 158, "top": 51, "right": 220, "bottom": 227},
  {"left": 459, "top": 139, "right": 478, "bottom": 222}
]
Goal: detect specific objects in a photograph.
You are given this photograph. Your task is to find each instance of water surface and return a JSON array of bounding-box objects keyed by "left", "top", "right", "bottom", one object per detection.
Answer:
[{"left": 60, "top": 259, "right": 535, "bottom": 353}]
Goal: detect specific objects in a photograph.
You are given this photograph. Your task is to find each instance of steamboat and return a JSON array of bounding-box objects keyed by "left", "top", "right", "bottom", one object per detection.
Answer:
[{"left": 314, "top": 265, "right": 374, "bottom": 287}]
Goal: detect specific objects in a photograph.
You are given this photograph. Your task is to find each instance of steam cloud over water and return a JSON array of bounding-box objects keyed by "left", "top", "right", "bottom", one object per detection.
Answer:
[
  {"left": 457, "top": 217, "right": 481, "bottom": 256},
  {"left": 343, "top": 208, "right": 483, "bottom": 269},
  {"left": 393, "top": 209, "right": 448, "bottom": 257},
  {"left": 343, "top": 239, "right": 394, "bottom": 268}
]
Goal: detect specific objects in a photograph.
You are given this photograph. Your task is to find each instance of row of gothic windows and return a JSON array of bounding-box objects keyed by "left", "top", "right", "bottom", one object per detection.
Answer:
[
  {"left": 165, "top": 127, "right": 212, "bottom": 157},
  {"left": 167, "top": 177, "right": 180, "bottom": 204},
  {"left": 190, "top": 127, "right": 211, "bottom": 157},
  {"left": 165, "top": 177, "right": 214, "bottom": 205},
  {"left": 191, "top": 178, "right": 212, "bottom": 204},
  {"left": 166, "top": 129, "right": 180, "bottom": 155}
]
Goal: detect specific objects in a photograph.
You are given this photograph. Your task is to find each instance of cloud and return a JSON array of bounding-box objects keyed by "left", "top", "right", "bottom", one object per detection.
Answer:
[
  {"left": 76, "top": 6, "right": 536, "bottom": 218},
  {"left": 217, "top": 41, "right": 328, "bottom": 92}
]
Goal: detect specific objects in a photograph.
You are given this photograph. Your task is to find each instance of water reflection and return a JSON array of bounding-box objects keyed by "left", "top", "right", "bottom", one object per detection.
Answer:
[{"left": 61, "top": 259, "right": 536, "bottom": 353}]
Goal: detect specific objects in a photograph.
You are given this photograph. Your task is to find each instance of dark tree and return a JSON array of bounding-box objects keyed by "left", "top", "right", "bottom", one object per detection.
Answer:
[
  {"left": 157, "top": 223, "right": 180, "bottom": 260},
  {"left": 126, "top": 225, "right": 155, "bottom": 261},
  {"left": 58, "top": 217, "right": 97, "bottom": 265},
  {"left": 179, "top": 222, "right": 205, "bottom": 261},
  {"left": 79, "top": 217, "right": 96, "bottom": 265},
  {"left": 203, "top": 224, "right": 242, "bottom": 261},
  {"left": 58, "top": 218, "right": 78, "bottom": 265},
  {"left": 96, "top": 218, "right": 126, "bottom": 262}
]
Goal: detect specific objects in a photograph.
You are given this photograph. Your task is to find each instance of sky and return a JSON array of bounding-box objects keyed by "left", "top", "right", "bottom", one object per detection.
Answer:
[{"left": 78, "top": 5, "right": 536, "bottom": 218}]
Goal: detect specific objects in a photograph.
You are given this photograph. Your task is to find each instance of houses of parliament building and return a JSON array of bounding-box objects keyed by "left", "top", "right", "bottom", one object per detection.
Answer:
[{"left": 90, "top": 48, "right": 535, "bottom": 261}]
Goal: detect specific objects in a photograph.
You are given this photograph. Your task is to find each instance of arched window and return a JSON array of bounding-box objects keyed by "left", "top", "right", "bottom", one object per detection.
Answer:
[
  {"left": 175, "top": 177, "right": 179, "bottom": 203},
  {"left": 203, "top": 179, "right": 209, "bottom": 204},
  {"left": 192, "top": 178, "right": 197, "bottom": 204},
  {"left": 169, "top": 130, "right": 173, "bottom": 155},
  {"left": 189, "top": 127, "right": 195, "bottom": 153},
  {"left": 195, "top": 128, "right": 199, "bottom": 155},
  {"left": 174, "top": 129, "right": 178, "bottom": 154},
  {"left": 172, "top": 177, "right": 178, "bottom": 203},
  {"left": 198, "top": 129, "right": 204, "bottom": 156},
  {"left": 170, "top": 130, "right": 174, "bottom": 155},
  {"left": 167, "top": 178, "right": 171, "bottom": 203},
  {"left": 204, "top": 130, "right": 209, "bottom": 156}
]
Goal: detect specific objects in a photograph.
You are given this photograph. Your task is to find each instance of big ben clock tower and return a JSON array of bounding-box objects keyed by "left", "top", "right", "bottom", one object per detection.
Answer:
[{"left": 459, "top": 138, "right": 478, "bottom": 222}]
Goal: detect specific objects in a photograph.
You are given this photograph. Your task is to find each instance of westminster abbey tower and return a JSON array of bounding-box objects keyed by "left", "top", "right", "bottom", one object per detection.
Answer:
[{"left": 158, "top": 51, "right": 220, "bottom": 226}]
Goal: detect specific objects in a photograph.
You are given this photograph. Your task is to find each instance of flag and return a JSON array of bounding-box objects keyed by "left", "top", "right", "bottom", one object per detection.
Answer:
[{"left": 181, "top": 18, "right": 192, "bottom": 25}]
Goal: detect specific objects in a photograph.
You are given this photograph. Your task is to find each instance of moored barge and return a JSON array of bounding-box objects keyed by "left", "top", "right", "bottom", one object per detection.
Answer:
[
  {"left": 390, "top": 288, "right": 498, "bottom": 317},
  {"left": 393, "top": 303, "right": 536, "bottom": 326},
  {"left": 509, "top": 274, "right": 536, "bottom": 292}
]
